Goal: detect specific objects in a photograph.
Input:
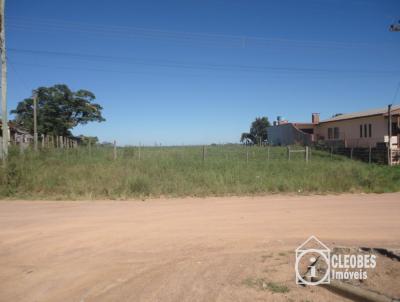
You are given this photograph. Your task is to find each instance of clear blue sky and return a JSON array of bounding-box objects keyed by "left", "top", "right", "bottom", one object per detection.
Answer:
[{"left": 6, "top": 0, "right": 400, "bottom": 145}]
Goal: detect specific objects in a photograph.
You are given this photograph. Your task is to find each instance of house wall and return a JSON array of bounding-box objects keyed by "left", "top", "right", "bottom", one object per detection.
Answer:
[
  {"left": 267, "top": 123, "right": 313, "bottom": 146},
  {"left": 315, "top": 115, "right": 387, "bottom": 148}
]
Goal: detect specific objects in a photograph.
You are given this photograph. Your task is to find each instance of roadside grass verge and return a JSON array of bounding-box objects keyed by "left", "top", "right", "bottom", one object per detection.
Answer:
[{"left": 0, "top": 145, "right": 399, "bottom": 199}]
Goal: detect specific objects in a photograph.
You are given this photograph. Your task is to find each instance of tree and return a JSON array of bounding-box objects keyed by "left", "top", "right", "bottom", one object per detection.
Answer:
[
  {"left": 240, "top": 132, "right": 254, "bottom": 145},
  {"left": 11, "top": 84, "right": 105, "bottom": 136},
  {"left": 241, "top": 117, "right": 270, "bottom": 145},
  {"left": 78, "top": 135, "right": 99, "bottom": 146}
]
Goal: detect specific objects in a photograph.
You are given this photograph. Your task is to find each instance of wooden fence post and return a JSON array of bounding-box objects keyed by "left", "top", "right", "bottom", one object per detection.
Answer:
[
  {"left": 246, "top": 146, "right": 249, "bottom": 163},
  {"left": 369, "top": 146, "right": 372, "bottom": 164},
  {"left": 88, "top": 139, "right": 91, "bottom": 156},
  {"left": 138, "top": 144, "right": 141, "bottom": 160},
  {"left": 113, "top": 140, "right": 117, "bottom": 160},
  {"left": 60, "top": 136, "right": 63, "bottom": 149},
  {"left": 41, "top": 134, "right": 45, "bottom": 149},
  {"left": 305, "top": 146, "right": 309, "bottom": 163},
  {"left": 287, "top": 146, "right": 291, "bottom": 161},
  {"left": 202, "top": 145, "right": 206, "bottom": 162},
  {"left": 267, "top": 146, "right": 270, "bottom": 161},
  {"left": 350, "top": 148, "right": 353, "bottom": 160}
]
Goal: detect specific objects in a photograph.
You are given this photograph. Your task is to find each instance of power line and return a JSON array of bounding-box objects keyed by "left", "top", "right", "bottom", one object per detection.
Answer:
[
  {"left": 10, "top": 61, "right": 209, "bottom": 78},
  {"left": 7, "top": 56, "right": 32, "bottom": 91},
  {"left": 392, "top": 81, "right": 400, "bottom": 105},
  {"left": 13, "top": 61, "right": 397, "bottom": 80},
  {"left": 7, "top": 17, "right": 396, "bottom": 50},
  {"left": 9, "top": 48, "right": 400, "bottom": 75}
]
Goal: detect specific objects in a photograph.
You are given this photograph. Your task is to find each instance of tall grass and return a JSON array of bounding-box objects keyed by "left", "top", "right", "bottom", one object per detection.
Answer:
[{"left": 0, "top": 145, "right": 399, "bottom": 199}]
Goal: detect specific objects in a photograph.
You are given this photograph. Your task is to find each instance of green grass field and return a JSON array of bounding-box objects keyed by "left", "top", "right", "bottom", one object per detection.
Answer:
[{"left": 0, "top": 145, "right": 399, "bottom": 199}]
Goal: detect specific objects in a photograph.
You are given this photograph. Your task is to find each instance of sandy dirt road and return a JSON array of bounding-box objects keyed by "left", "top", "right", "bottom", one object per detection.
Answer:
[{"left": 0, "top": 193, "right": 399, "bottom": 302}]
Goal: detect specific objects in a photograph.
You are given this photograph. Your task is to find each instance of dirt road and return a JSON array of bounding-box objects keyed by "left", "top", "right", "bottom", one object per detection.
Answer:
[{"left": 0, "top": 193, "right": 399, "bottom": 302}]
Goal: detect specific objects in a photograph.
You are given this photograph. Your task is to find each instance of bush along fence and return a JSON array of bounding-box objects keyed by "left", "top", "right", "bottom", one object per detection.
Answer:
[
  {"left": 313, "top": 144, "right": 399, "bottom": 165},
  {"left": 23, "top": 135, "right": 78, "bottom": 152},
  {"left": 0, "top": 134, "right": 79, "bottom": 158},
  {"left": 0, "top": 135, "right": 121, "bottom": 160}
]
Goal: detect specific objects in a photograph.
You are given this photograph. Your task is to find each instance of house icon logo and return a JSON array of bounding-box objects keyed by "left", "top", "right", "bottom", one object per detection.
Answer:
[{"left": 295, "top": 235, "right": 330, "bottom": 286}]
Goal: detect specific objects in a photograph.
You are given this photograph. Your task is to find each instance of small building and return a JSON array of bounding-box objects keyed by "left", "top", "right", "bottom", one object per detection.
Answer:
[
  {"left": 268, "top": 105, "right": 400, "bottom": 150},
  {"left": 267, "top": 113, "right": 319, "bottom": 146},
  {"left": 0, "top": 121, "right": 33, "bottom": 145},
  {"left": 315, "top": 105, "right": 400, "bottom": 149}
]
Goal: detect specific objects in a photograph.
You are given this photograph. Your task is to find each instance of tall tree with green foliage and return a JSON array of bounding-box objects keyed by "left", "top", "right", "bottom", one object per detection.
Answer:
[
  {"left": 241, "top": 117, "right": 270, "bottom": 145},
  {"left": 11, "top": 84, "right": 105, "bottom": 136}
]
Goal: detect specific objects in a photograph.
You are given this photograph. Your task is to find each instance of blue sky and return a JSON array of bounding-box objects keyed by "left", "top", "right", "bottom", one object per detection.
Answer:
[{"left": 6, "top": 0, "right": 400, "bottom": 145}]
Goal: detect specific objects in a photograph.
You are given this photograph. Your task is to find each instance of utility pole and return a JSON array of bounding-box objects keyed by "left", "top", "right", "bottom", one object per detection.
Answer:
[
  {"left": 0, "top": 0, "right": 7, "bottom": 161},
  {"left": 388, "top": 104, "right": 392, "bottom": 147},
  {"left": 33, "top": 92, "right": 38, "bottom": 151},
  {"left": 388, "top": 104, "right": 392, "bottom": 166}
]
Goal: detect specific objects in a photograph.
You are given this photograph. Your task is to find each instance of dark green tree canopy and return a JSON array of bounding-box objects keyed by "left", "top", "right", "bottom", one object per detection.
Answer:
[
  {"left": 11, "top": 84, "right": 105, "bottom": 136},
  {"left": 241, "top": 117, "right": 270, "bottom": 145}
]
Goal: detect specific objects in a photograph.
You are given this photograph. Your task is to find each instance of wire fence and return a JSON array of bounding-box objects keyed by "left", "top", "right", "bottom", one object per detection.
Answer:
[{"left": 2, "top": 141, "right": 397, "bottom": 165}]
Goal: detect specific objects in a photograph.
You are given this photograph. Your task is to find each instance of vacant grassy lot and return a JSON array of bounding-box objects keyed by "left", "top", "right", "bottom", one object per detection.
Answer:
[{"left": 0, "top": 145, "right": 399, "bottom": 199}]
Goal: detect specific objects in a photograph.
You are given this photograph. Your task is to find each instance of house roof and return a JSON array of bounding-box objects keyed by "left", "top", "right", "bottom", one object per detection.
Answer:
[
  {"left": 319, "top": 105, "right": 400, "bottom": 124},
  {"left": 293, "top": 123, "right": 315, "bottom": 129}
]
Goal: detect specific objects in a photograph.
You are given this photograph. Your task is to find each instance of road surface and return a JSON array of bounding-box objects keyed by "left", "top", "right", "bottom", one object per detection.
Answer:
[{"left": 0, "top": 193, "right": 399, "bottom": 301}]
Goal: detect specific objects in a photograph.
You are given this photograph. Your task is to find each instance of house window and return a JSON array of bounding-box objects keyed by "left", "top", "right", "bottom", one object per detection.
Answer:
[
  {"left": 360, "top": 124, "right": 363, "bottom": 138},
  {"left": 333, "top": 127, "right": 339, "bottom": 139},
  {"left": 393, "top": 121, "right": 400, "bottom": 135},
  {"left": 328, "top": 128, "right": 333, "bottom": 139},
  {"left": 364, "top": 124, "right": 367, "bottom": 138},
  {"left": 368, "top": 124, "right": 372, "bottom": 138}
]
